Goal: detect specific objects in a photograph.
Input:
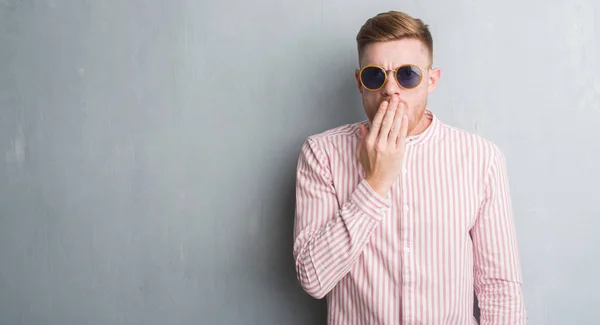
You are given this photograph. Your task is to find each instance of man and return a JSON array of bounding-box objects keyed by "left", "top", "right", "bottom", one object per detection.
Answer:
[{"left": 293, "top": 10, "right": 525, "bottom": 325}]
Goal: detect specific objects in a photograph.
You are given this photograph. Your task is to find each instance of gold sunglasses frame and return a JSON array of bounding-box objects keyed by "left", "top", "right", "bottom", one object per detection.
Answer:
[{"left": 359, "top": 64, "right": 432, "bottom": 91}]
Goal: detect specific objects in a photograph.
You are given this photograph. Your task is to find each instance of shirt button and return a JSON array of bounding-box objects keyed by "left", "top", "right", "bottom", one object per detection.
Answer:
[
  {"left": 403, "top": 205, "right": 409, "bottom": 212},
  {"left": 403, "top": 168, "right": 407, "bottom": 175},
  {"left": 404, "top": 247, "right": 412, "bottom": 254}
]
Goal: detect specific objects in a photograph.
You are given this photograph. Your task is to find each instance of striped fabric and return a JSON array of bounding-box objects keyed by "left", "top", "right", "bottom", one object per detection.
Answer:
[{"left": 293, "top": 110, "right": 525, "bottom": 325}]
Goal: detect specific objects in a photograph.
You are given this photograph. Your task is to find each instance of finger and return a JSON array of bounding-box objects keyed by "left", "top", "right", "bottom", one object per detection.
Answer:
[
  {"left": 378, "top": 95, "right": 399, "bottom": 142},
  {"left": 388, "top": 106, "right": 402, "bottom": 142},
  {"left": 360, "top": 124, "right": 368, "bottom": 138},
  {"left": 368, "top": 100, "right": 389, "bottom": 141},
  {"left": 397, "top": 100, "right": 408, "bottom": 120},
  {"left": 396, "top": 114, "right": 409, "bottom": 149},
  {"left": 356, "top": 124, "right": 367, "bottom": 159},
  {"left": 393, "top": 100, "right": 407, "bottom": 137}
]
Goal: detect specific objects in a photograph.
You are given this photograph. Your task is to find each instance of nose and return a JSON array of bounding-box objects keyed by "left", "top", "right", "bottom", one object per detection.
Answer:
[{"left": 381, "top": 70, "right": 402, "bottom": 98}]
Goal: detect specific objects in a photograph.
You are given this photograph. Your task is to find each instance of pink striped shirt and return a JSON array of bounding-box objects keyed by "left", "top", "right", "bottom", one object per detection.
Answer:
[{"left": 293, "top": 110, "right": 525, "bottom": 325}]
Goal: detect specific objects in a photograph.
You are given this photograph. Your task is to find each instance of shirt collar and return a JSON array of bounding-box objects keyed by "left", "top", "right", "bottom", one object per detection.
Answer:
[{"left": 405, "top": 110, "right": 439, "bottom": 146}]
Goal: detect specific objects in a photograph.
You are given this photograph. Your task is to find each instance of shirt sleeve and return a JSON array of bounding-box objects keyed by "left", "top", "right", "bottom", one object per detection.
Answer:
[
  {"left": 293, "top": 137, "right": 390, "bottom": 299},
  {"left": 471, "top": 147, "right": 526, "bottom": 325}
]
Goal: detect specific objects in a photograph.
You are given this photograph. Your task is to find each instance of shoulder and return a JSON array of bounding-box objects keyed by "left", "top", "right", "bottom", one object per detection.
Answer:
[
  {"left": 297, "top": 121, "right": 365, "bottom": 168},
  {"left": 303, "top": 121, "right": 365, "bottom": 150},
  {"left": 437, "top": 119, "right": 506, "bottom": 164}
]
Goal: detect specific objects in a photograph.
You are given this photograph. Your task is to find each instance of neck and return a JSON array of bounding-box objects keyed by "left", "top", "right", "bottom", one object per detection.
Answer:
[{"left": 408, "top": 112, "right": 432, "bottom": 136}]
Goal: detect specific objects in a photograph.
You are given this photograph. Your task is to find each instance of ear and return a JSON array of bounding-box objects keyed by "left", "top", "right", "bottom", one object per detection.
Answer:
[
  {"left": 355, "top": 69, "right": 364, "bottom": 95},
  {"left": 427, "top": 67, "right": 441, "bottom": 94}
]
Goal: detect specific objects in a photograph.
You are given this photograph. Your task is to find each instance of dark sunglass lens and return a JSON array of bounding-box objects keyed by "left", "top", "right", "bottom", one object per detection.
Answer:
[
  {"left": 396, "top": 65, "right": 422, "bottom": 88},
  {"left": 361, "top": 67, "right": 386, "bottom": 89}
]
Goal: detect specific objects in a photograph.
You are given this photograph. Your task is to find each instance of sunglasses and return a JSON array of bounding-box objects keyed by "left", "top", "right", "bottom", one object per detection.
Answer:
[{"left": 359, "top": 64, "right": 430, "bottom": 91}]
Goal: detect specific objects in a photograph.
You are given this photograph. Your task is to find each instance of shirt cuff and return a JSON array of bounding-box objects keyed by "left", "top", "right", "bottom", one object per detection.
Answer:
[{"left": 350, "top": 179, "right": 391, "bottom": 221}]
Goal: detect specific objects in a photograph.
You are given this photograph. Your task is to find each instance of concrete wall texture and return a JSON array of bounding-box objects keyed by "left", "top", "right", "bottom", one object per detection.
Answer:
[{"left": 1, "top": 0, "right": 599, "bottom": 324}]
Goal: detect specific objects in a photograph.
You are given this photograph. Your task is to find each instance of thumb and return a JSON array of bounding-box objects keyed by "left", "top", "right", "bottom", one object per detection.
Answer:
[
  {"left": 356, "top": 124, "right": 367, "bottom": 159},
  {"left": 359, "top": 124, "right": 368, "bottom": 138}
]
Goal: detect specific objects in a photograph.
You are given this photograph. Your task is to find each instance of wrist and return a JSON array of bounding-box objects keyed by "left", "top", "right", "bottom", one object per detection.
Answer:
[{"left": 365, "top": 177, "right": 390, "bottom": 198}]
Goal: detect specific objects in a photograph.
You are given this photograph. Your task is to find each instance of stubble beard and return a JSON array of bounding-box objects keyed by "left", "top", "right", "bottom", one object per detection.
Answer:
[{"left": 408, "top": 98, "right": 428, "bottom": 135}]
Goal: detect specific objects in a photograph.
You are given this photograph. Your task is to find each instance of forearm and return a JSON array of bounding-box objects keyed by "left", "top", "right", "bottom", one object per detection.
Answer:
[
  {"left": 294, "top": 179, "right": 388, "bottom": 299},
  {"left": 476, "top": 279, "right": 525, "bottom": 325},
  {"left": 473, "top": 147, "right": 526, "bottom": 324}
]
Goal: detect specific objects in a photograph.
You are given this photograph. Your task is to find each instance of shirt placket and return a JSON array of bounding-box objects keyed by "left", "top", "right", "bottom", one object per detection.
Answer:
[{"left": 400, "top": 146, "right": 414, "bottom": 324}]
